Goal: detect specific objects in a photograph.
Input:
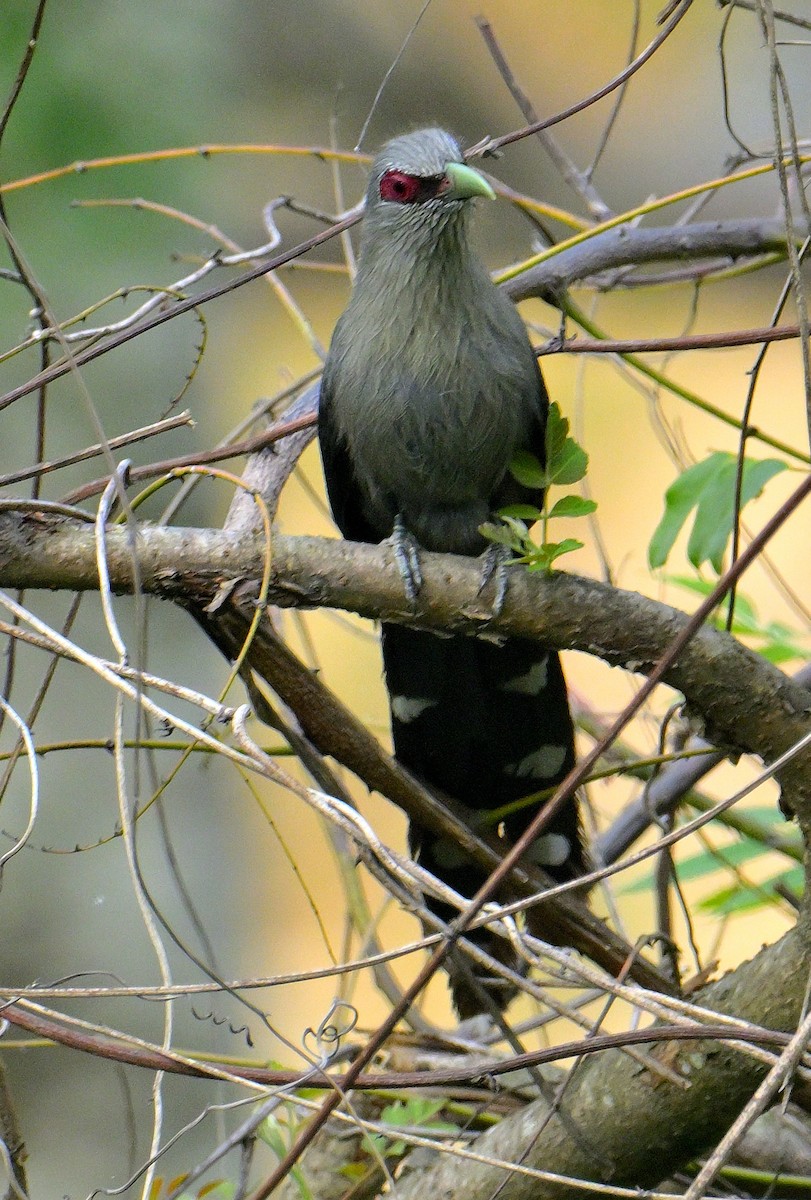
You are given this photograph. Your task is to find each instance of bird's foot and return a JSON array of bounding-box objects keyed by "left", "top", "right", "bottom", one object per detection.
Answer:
[
  {"left": 389, "top": 516, "right": 423, "bottom": 605},
  {"left": 477, "top": 543, "right": 512, "bottom": 618}
]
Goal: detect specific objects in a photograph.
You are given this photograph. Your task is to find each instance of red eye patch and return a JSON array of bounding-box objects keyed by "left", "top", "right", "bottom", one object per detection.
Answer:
[{"left": 379, "top": 169, "right": 444, "bottom": 205}]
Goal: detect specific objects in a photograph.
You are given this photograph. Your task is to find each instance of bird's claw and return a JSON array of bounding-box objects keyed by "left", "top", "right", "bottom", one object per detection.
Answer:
[
  {"left": 477, "top": 543, "right": 511, "bottom": 618},
  {"left": 390, "top": 517, "right": 423, "bottom": 605}
]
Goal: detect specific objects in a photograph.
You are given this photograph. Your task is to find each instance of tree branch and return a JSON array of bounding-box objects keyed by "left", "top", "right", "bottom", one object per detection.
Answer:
[
  {"left": 391, "top": 925, "right": 811, "bottom": 1200},
  {"left": 2, "top": 488, "right": 810, "bottom": 1197},
  {"left": 503, "top": 218, "right": 794, "bottom": 304},
  {"left": 1, "top": 511, "right": 809, "bottom": 818}
]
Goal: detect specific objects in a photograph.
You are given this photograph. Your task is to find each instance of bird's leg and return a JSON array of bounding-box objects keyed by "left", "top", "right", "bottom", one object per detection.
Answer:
[
  {"left": 389, "top": 515, "right": 423, "bottom": 605},
  {"left": 477, "top": 542, "right": 512, "bottom": 618}
]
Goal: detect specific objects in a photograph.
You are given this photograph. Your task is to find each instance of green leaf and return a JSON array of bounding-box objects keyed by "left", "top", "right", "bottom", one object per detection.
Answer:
[
  {"left": 339, "top": 1164, "right": 368, "bottom": 1181},
  {"left": 624, "top": 823, "right": 802, "bottom": 901},
  {"left": 483, "top": 404, "right": 594, "bottom": 572},
  {"left": 509, "top": 449, "right": 547, "bottom": 489},
  {"left": 525, "top": 538, "right": 584, "bottom": 572},
  {"left": 366, "top": 1099, "right": 456, "bottom": 1161},
  {"left": 649, "top": 453, "right": 787, "bottom": 571},
  {"left": 672, "top": 838, "right": 771, "bottom": 881},
  {"left": 735, "top": 805, "right": 794, "bottom": 826},
  {"left": 543, "top": 402, "right": 568, "bottom": 467},
  {"left": 698, "top": 866, "right": 803, "bottom": 915},
  {"left": 687, "top": 456, "right": 787, "bottom": 571},
  {"left": 498, "top": 503, "right": 543, "bottom": 521},
  {"left": 649, "top": 455, "right": 730, "bottom": 569},
  {"left": 698, "top": 882, "right": 775, "bottom": 915},
  {"left": 665, "top": 574, "right": 715, "bottom": 598},
  {"left": 685, "top": 458, "right": 738, "bottom": 571},
  {"left": 762, "top": 642, "right": 803, "bottom": 665},
  {"left": 259, "top": 1117, "right": 313, "bottom": 1200},
  {"left": 479, "top": 520, "right": 522, "bottom": 548},
  {"left": 381, "top": 1098, "right": 447, "bottom": 1126},
  {"left": 623, "top": 836, "right": 768, "bottom": 894},
  {"left": 548, "top": 439, "right": 589, "bottom": 486},
  {"left": 666, "top": 575, "right": 807, "bottom": 663},
  {"left": 259, "top": 1117, "right": 287, "bottom": 1158},
  {"left": 543, "top": 403, "right": 590, "bottom": 485},
  {"left": 547, "top": 495, "right": 597, "bottom": 519}
]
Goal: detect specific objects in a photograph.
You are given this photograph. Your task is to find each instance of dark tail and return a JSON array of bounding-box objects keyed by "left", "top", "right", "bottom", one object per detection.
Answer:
[{"left": 381, "top": 623, "right": 583, "bottom": 1019}]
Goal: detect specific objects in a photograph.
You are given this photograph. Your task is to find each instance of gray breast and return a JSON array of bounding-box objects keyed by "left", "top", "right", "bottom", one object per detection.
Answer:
[{"left": 326, "top": 249, "right": 541, "bottom": 553}]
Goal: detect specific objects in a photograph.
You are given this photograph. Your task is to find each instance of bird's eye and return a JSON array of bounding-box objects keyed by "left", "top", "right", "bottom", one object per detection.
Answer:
[{"left": 379, "top": 169, "right": 440, "bottom": 204}]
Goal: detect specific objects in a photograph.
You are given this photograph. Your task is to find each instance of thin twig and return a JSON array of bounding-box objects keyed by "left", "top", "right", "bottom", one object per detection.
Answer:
[
  {"left": 476, "top": 16, "right": 612, "bottom": 221},
  {"left": 354, "top": 0, "right": 436, "bottom": 151},
  {"left": 718, "top": 0, "right": 811, "bottom": 31},
  {"left": 61, "top": 407, "right": 316, "bottom": 505},
  {"left": 0, "top": 411, "right": 194, "bottom": 490},
  {"left": 543, "top": 321, "right": 804, "bottom": 355},
  {"left": 587, "top": 0, "right": 641, "bottom": 178},
  {"left": 0, "top": 999, "right": 799, "bottom": 1091},
  {"left": 477, "top": 0, "right": 696, "bottom": 156},
  {"left": 0, "top": 212, "right": 359, "bottom": 414}
]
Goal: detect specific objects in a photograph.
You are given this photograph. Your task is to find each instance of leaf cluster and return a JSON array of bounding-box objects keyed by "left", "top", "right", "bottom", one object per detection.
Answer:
[
  {"left": 649, "top": 452, "right": 788, "bottom": 574},
  {"left": 361, "top": 1098, "right": 456, "bottom": 1161},
  {"left": 481, "top": 403, "right": 596, "bottom": 572}
]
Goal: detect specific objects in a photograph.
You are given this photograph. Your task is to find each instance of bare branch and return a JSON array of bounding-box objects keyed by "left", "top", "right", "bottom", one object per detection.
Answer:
[
  {"left": 503, "top": 218, "right": 794, "bottom": 303},
  {"left": 0, "top": 410, "right": 194, "bottom": 489},
  {"left": 545, "top": 321, "right": 804, "bottom": 355},
  {"left": 475, "top": 16, "right": 613, "bottom": 222},
  {"left": 0, "top": 996, "right": 801, "bottom": 1091},
  {"left": 478, "top": 0, "right": 696, "bottom": 155}
]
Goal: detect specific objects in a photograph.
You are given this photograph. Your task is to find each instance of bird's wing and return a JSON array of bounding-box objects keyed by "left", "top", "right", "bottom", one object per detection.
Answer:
[
  {"left": 490, "top": 352, "right": 551, "bottom": 513},
  {"left": 317, "top": 374, "right": 380, "bottom": 544}
]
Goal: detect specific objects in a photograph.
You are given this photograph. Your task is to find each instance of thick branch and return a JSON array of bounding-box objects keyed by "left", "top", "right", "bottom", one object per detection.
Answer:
[
  {"left": 503, "top": 218, "right": 793, "bottom": 304},
  {"left": 1, "top": 511, "right": 808, "bottom": 816}
]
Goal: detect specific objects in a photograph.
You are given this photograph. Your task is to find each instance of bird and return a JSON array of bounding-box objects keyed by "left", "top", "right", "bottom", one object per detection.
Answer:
[{"left": 318, "top": 128, "right": 584, "bottom": 1019}]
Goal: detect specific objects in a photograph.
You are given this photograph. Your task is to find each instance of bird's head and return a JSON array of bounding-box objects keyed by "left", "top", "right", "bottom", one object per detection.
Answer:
[{"left": 363, "top": 128, "right": 495, "bottom": 246}]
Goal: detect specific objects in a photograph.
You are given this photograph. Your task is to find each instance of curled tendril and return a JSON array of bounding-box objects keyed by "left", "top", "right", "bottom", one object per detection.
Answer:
[{"left": 302, "top": 999, "right": 359, "bottom": 1066}]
